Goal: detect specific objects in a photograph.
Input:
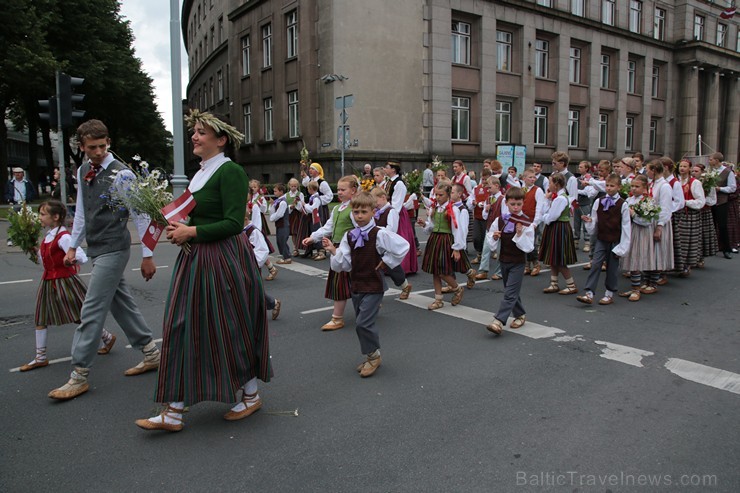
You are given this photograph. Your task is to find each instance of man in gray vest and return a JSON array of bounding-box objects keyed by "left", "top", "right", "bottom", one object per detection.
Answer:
[{"left": 49, "top": 120, "right": 161, "bottom": 400}]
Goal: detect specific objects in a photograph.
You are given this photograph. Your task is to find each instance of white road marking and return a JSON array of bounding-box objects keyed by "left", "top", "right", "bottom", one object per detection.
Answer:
[
  {"left": 272, "top": 259, "right": 328, "bottom": 278},
  {"left": 665, "top": 358, "right": 740, "bottom": 395},
  {"left": 0, "top": 279, "right": 34, "bottom": 285},
  {"left": 132, "top": 265, "right": 169, "bottom": 271},
  {"left": 594, "top": 341, "right": 655, "bottom": 368},
  {"left": 553, "top": 335, "right": 586, "bottom": 342},
  {"left": 299, "top": 288, "right": 401, "bottom": 314}
]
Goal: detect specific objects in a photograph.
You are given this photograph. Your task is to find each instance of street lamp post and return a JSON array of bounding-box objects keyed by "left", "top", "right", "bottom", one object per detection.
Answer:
[{"left": 169, "top": 0, "right": 188, "bottom": 196}]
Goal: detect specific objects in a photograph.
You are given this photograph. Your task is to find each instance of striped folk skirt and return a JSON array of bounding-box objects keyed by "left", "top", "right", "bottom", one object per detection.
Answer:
[
  {"left": 325, "top": 269, "right": 351, "bottom": 301},
  {"left": 620, "top": 223, "right": 657, "bottom": 272},
  {"left": 539, "top": 221, "right": 578, "bottom": 267},
  {"left": 652, "top": 220, "right": 675, "bottom": 271},
  {"left": 728, "top": 196, "right": 740, "bottom": 249},
  {"left": 289, "top": 209, "right": 302, "bottom": 238},
  {"left": 422, "top": 232, "right": 455, "bottom": 276},
  {"left": 35, "top": 275, "right": 87, "bottom": 326},
  {"left": 155, "top": 234, "right": 271, "bottom": 406},
  {"left": 676, "top": 208, "right": 702, "bottom": 270},
  {"left": 671, "top": 214, "right": 683, "bottom": 269},
  {"left": 700, "top": 207, "right": 718, "bottom": 257}
]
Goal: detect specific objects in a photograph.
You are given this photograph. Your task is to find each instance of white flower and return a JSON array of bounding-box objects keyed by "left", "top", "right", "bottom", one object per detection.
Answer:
[
  {"left": 133, "top": 154, "right": 141, "bottom": 162},
  {"left": 140, "top": 162, "right": 149, "bottom": 169},
  {"left": 151, "top": 169, "right": 161, "bottom": 179}
]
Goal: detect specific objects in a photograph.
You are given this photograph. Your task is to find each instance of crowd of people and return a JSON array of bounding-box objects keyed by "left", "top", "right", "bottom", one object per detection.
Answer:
[{"left": 11, "top": 109, "right": 739, "bottom": 432}]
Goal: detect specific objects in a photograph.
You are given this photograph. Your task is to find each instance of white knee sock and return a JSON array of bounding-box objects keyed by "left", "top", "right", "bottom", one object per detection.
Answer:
[
  {"left": 400, "top": 279, "right": 408, "bottom": 290},
  {"left": 99, "top": 329, "right": 113, "bottom": 349},
  {"left": 29, "top": 328, "right": 48, "bottom": 364},
  {"left": 230, "top": 378, "right": 260, "bottom": 413},
  {"left": 148, "top": 401, "right": 184, "bottom": 425}
]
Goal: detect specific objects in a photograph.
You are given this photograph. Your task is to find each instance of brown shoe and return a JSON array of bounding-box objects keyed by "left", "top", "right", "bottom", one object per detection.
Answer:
[
  {"left": 598, "top": 296, "right": 614, "bottom": 305},
  {"left": 576, "top": 294, "right": 593, "bottom": 304},
  {"left": 265, "top": 267, "right": 278, "bottom": 281},
  {"left": 124, "top": 348, "right": 161, "bottom": 376},
  {"left": 475, "top": 271, "right": 488, "bottom": 280},
  {"left": 48, "top": 374, "right": 89, "bottom": 400},
  {"left": 313, "top": 253, "right": 327, "bottom": 261},
  {"left": 466, "top": 270, "right": 476, "bottom": 289},
  {"left": 427, "top": 299, "right": 444, "bottom": 310},
  {"left": 224, "top": 393, "right": 262, "bottom": 421},
  {"left": 510, "top": 316, "right": 526, "bottom": 329},
  {"left": 543, "top": 284, "right": 560, "bottom": 293},
  {"left": 358, "top": 351, "right": 382, "bottom": 378},
  {"left": 486, "top": 319, "right": 504, "bottom": 335},
  {"left": 558, "top": 286, "right": 578, "bottom": 295},
  {"left": 524, "top": 267, "right": 531, "bottom": 275},
  {"left": 639, "top": 285, "right": 657, "bottom": 295},
  {"left": 656, "top": 276, "right": 668, "bottom": 286},
  {"left": 272, "top": 299, "right": 281, "bottom": 320},
  {"left": 399, "top": 283, "right": 412, "bottom": 300},
  {"left": 618, "top": 290, "right": 633, "bottom": 297},
  {"left": 628, "top": 291, "right": 641, "bottom": 302},
  {"left": 20, "top": 359, "right": 49, "bottom": 372},
  {"left": 440, "top": 285, "right": 454, "bottom": 294},
  {"left": 583, "top": 262, "right": 592, "bottom": 270},
  {"left": 276, "top": 258, "right": 292, "bottom": 265},
  {"left": 471, "top": 255, "right": 481, "bottom": 265},
  {"left": 136, "top": 405, "right": 185, "bottom": 432},
  {"left": 530, "top": 263, "right": 541, "bottom": 277},
  {"left": 451, "top": 286, "right": 464, "bottom": 306},
  {"left": 321, "top": 317, "right": 344, "bottom": 331},
  {"left": 97, "top": 334, "right": 117, "bottom": 355}
]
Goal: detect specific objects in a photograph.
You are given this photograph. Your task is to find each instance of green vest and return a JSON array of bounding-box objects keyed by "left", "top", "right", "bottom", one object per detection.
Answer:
[
  {"left": 285, "top": 192, "right": 296, "bottom": 206},
  {"left": 432, "top": 210, "right": 452, "bottom": 233},
  {"left": 331, "top": 205, "right": 354, "bottom": 243},
  {"left": 557, "top": 195, "right": 571, "bottom": 222}
]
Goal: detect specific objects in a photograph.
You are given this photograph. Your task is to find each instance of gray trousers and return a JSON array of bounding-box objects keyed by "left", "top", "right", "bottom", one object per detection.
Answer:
[
  {"left": 275, "top": 223, "right": 291, "bottom": 259},
  {"left": 584, "top": 239, "right": 620, "bottom": 294},
  {"left": 265, "top": 292, "right": 276, "bottom": 310},
  {"left": 71, "top": 249, "right": 153, "bottom": 369},
  {"left": 351, "top": 292, "right": 383, "bottom": 355},
  {"left": 472, "top": 218, "right": 487, "bottom": 255},
  {"left": 494, "top": 262, "right": 526, "bottom": 324},
  {"left": 479, "top": 238, "right": 502, "bottom": 276}
]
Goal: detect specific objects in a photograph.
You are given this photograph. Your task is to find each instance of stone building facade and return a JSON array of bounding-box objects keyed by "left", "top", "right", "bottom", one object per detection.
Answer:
[{"left": 182, "top": 0, "right": 740, "bottom": 181}]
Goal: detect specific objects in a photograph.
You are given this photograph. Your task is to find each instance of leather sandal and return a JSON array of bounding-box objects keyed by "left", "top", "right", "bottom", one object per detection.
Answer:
[
  {"left": 440, "top": 285, "right": 454, "bottom": 294},
  {"left": 466, "top": 271, "right": 476, "bottom": 289},
  {"left": 530, "top": 264, "right": 541, "bottom": 276},
  {"left": 272, "top": 299, "right": 281, "bottom": 320},
  {"left": 510, "top": 316, "right": 526, "bottom": 329},
  {"left": 558, "top": 286, "right": 578, "bottom": 295},
  {"left": 543, "top": 284, "right": 560, "bottom": 293},
  {"left": 135, "top": 405, "right": 185, "bottom": 432},
  {"left": 451, "top": 286, "right": 464, "bottom": 306},
  {"left": 490, "top": 274, "right": 502, "bottom": 280},
  {"left": 321, "top": 317, "right": 344, "bottom": 331},
  {"left": 598, "top": 296, "right": 614, "bottom": 305},
  {"left": 628, "top": 291, "right": 641, "bottom": 302},
  {"left": 265, "top": 267, "right": 278, "bottom": 281},
  {"left": 639, "top": 285, "right": 657, "bottom": 295},
  {"left": 486, "top": 319, "right": 504, "bottom": 335},
  {"left": 576, "top": 294, "right": 593, "bottom": 304},
  {"left": 399, "top": 283, "right": 412, "bottom": 300},
  {"left": 97, "top": 334, "right": 116, "bottom": 355},
  {"left": 224, "top": 392, "right": 262, "bottom": 421},
  {"left": 427, "top": 299, "right": 444, "bottom": 310},
  {"left": 474, "top": 271, "right": 488, "bottom": 280}
]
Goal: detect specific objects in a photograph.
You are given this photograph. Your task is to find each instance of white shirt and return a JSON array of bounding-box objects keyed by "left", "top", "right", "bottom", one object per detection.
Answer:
[
  {"left": 541, "top": 190, "right": 569, "bottom": 225},
  {"left": 245, "top": 226, "right": 269, "bottom": 267},
  {"left": 650, "top": 177, "right": 673, "bottom": 226},
  {"left": 681, "top": 177, "right": 706, "bottom": 210},
  {"left": 269, "top": 197, "right": 288, "bottom": 223},
  {"left": 330, "top": 219, "right": 410, "bottom": 276},
  {"left": 302, "top": 176, "right": 333, "bottom": 205},
  {"left": 486, "top": 216, "right": 535, "bottom": 253},
  {"left": 667, "top": 177, "right": 686, "bottom": 214},
  {"left": 70, "top": 153, "right": 154, "bottom": 257},
  {"left": 12, "top": 178, "right": 28, "bottom": 202},
  {"left": 716, "top": 165, "right": 738, "bottom": 194},
  {"left": 421, "top": 201, "right": 467, "bottom": 251},
  {"left": 376, "top": 203, "right": 399, "bottom": 234},
  {"left": 388, "top": 175, "right": 407, "bottom": 213},
  {"left": 584, "top": 195, "right": 632, "bottom": 257}
]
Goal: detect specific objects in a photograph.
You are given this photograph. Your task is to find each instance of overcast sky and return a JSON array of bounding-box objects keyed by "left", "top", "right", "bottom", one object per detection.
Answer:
[{"left": 119, "top": 0, "right": 189, "bottom": 132}]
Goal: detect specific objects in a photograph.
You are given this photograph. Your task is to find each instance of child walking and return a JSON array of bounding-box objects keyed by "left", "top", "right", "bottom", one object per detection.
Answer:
[
  {"left": 418, "top": 182, "right": 467, "bottom": 309},
  {"left": 371, "top": 188, "right": 413, "bottom": 299},
  {"left": 618, "top": 175, "right": 656, "bottom": 301},
  {"left": 286, "top": 178, "right": 304, "bottom": 256},
  {"left": 521, "top": 168, "right": 545, "bottom": 276},
  {"left": 540, "top": 173, "right": 579, "bottom": 295},
  {"left": 296, "top": 180, "right": 321, "bottom": 259},
  {"left": 476, "top": 175, "right": 504, "bottom": 280},
  {"left": 248, "top": 179, "right": 270, "bottom": 235},
  {"left": 484, "top": 187, "right": 535, "bottom": 335},
  {"left": 643, "top": 160, "right": 675, "bottom": 292},
  {"left": 21, "top": 200, "right": 115, "bottom": 371},
  {"left": 576, "top": 173, "right": 631, "bottom": 305},
  {"left": 269, "top": 183, "right": 292, "bottom": 264},
  {"left": 243, "top": 217, "right": 282, "bottom": 320},
  {"left": 324, "top": 192, "right": 409, "bottom": 377},
  {"left": 303, "top": 175, "right": 359, "bottom": 330}
]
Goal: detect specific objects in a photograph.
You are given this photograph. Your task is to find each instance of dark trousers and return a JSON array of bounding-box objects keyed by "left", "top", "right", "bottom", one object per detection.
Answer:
[
  {"left": 265, "top": 292, "right": 276, "bottom": 310},
  {"left": 472, "top": 218, "right": 487, "bottom": 254},
  {"left": 712, "top": 202, "right": 730, "bottom": 252},
  {"left": 351, "top": 292, "right": 383, "bottom": 355},
  {"left": 385, "top": 264, "right": 406, "bottom": 287},
  {"left": 584, "top": 239, "right": 620, "bottom": 294},
  {"left": 494, "top": 262, "right": 526, "bottom": 324},
  {"left": 275, "top": 223, "right": 291, "bottom": 259}
]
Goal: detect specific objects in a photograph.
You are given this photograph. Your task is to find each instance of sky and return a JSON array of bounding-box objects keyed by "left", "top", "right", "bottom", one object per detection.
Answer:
[{"left": 119, "top": 0, "right": 189, "bottom": 133}]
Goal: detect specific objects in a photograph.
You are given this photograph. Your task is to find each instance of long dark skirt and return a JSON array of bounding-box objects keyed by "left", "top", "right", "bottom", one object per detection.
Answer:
[
  {"left": 676, "top": 208, "right": 702, "bottom": 269},
  {"left": 700, "top": 207, "right": 718, "bottom": 257},
  {"left": 155, "top": 235, "right": 271, "bottom": 406},
  {"left": 35, "top": 275, "right": 87, "bottom": 326}
]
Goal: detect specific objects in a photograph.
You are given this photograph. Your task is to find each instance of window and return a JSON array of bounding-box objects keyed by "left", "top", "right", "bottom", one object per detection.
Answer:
[
  {"left": 218, "top": 17, "right": 224, "bottom": 44},
  {"left": 600, "top": 54, "right": 610, "bottom": 89},
  {"left": 536, "top": 0, "right": 552, "bottom": 6},
  {"left": 495, "top": 101, "right": 511, "bottom": 143},
  {"left": 629, "top": 1, "right": 642, "bottom": 34},
  {"left": 571, "top": 0, "right": 585, "bottom": 17},
  {"left": 598, "top": 113, "right": 608, "bottom": 149},
  {"left": 288, "top": 91, "right": 300, "bottom": 138},
  {"left": 496, "top": 30, "right": 512, "bottom": 71},
  {"left": 241, "top": 35, "right": 250, "bottom": 77},
  {"left": 210, "top": 26, "right": 215, "bottom": 51},
  {"left": 649, "top": 119, "right": 657, "bottom": 152},
  {"left": 286, "top": 10, "right": 298, "bottom": 58},
  {"left": 534, "top": 106, "right": 547, "bottom": 145},
  {"left": 625, "top": 117, "right": 634, "bottom": 151},
  {"left": 535, "top": 39, "right": 549, "bottom": 78},
  {"left": 452, "top": 21, "right": 471, "bottom": 65},
  {"left": 451, "top": 96, "right": 470, "bottom": 141},
  {"left": 651, "top": 65, "right": 659, "bottom": 98},
  {"left": 208, "top": 77, "right": 214, "bottom": 107},
  {"left": 264, "top": 98, "right": 273, "bottom": 141},
  {"left": 627, "top": 60, "right": 636, "bottom": 94},
  {"left": 242, "top": 104, "right": 252, "bottom": 144},
  {"left": 737, "top": 31, "right": 740, "bottom": 52},
  {"left": 262, "top": 23, "right": 272, "bottom": 68},
  {"left": 568, "top": 110, "right": 580, "bottom": 148},
  {"left": 717, "top": 24, "right": 727, "bottom": 48},
  {"left": 694, "top": 15, "right": 704, "bottom": 41},
  {"left": 217, "top": 70, "right": 223, "bottom": 101},
  {"left": 569, "top": 47, "right": 581, "bottom": 84},
  {"left": 602, "top": 0, "right": 615, "bottom": 26},
  {"left": 653, "top": 8, "right": 665, "bottom": 41}
]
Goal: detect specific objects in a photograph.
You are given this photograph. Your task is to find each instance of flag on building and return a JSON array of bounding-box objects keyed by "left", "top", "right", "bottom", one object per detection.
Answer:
[{"left": 720, "top": 7, "right": 736, "bottom": 19}]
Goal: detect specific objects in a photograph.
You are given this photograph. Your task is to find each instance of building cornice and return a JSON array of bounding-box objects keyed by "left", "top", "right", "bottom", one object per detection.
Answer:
[{"left": 187, "top": 42, "right": 229, "bottom": 92}]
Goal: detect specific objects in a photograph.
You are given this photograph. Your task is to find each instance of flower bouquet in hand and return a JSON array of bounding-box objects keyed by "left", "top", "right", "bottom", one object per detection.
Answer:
[
  {"left": 619, "top": 180, "right": 632, "bottom": 199},
  {"left": 632, "top": 197, "right": 661, "bottom": 222},
  {"left": 403, "top": 168, "right": 423, "bottom": 196},
  {"left": 698, "top": 168, "right": 719, "bottom": 195},
  {"left": 7, "top": 203, "right": 43, "bottom": 263}
]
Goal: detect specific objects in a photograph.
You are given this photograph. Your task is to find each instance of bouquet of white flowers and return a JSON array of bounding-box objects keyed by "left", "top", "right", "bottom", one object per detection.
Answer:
[
  {"left": 7, "top": 203, "right": 43, "bottom": 264},
  {"left": 632, "top": 197, "right": 661, "bottom": 222},
  {"left": 698, "top": 168, "right": 719, "bottom": 195}
]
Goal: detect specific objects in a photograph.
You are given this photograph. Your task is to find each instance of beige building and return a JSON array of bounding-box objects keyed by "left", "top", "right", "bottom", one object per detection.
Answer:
[{"left": 182, "top": 0, "right": 740, "bottom": 181}]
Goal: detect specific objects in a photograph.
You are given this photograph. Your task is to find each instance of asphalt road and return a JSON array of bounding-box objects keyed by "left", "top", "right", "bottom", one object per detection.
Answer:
[{"left": 1, "top": 222, "right": 738, "bottom": 492}]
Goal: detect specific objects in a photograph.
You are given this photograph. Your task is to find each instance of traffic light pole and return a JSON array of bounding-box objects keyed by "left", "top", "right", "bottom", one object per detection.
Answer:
[
  {"left": 54, "top": 71, "right": 68, "bottom": 204},
  {"left": 169, "top": 0, "right": 188, "bottom": 197}
]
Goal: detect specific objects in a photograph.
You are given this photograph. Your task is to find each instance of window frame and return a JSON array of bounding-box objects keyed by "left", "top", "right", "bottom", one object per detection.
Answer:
[
  {"left": 264, "top": 97, "right": 274, "bottom": 141},
  {"left": 598, "top": 113, "right": 608, "bottom": 149},
  {"left": 452, "top": 21, "right": 472, "bottom": 65},
  {"left": 534, "top": 105, "right": 548, "bottom": 145},
  {"left": 286, "top": 10, "right": 298, "bottom": 59},
  {"left": 262, "top": 23, "right": 273, "bottom": 68},
  {"left": 571, "top": 0, "right": 585, "bottom": 17},
  {"left": 625, "top": 116, "right": 635, "bottom": 151},
  {"left": 288, "top": 90, "right": 300, "bottom": 138},
  {"left": 651, "top": 65, "right": 659, "bottom": 98},
  {"left": 602, "top": 0, "right": 615, "bottom": 26},
  {"left": 649, "top": 119, "right": 657, "bottom": 152},
  {"left": 451, "top": 96, "right": 471, "bottom": 141},
  {"left": 535, "top": 39, "right": 549, "bottom": 78},
  {"left": 495, "top": 101, "right": 512, "bottom": 144},
  {"left": 627, "top": 60, "right": 637, "bottom": 94},
  {"left": 568, "top": 109, "right": 580, "bottom": 148},
  {"left": 694, "top": 15, "right": 704, "bottom": 41},
  {"left": 629, "top": 0, "right": 642, "bottom": 34},
  {"left": 243, "top": 103, "right": 252, "bottom": 144},
  {"left": 600, "top": 54, "right": 610, "bottom": 89},
  {"left": 717, "top": 23, "right": 727, "bottom": 48},
  {"left": 496, "top": 30, "right": 513, "bottom": 72},
  {"left": 241, "top": 35, "right": 251, "bottom": 77},
  {"left": 217, "top": 70, "right": 223, "bottom": 101},
  {"left": 569, "top": 47, "right": 582, "bottom": 84},
  {"left": 653, "top": 7, "right": 665, "bottom": 41}
]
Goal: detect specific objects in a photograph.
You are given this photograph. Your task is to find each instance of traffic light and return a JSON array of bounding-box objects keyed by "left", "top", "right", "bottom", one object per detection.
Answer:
[
  {"left": 58, "top": 73, "right": 85, "bottom": 127},
  {"left": 38, "top": 96, "right": 59, "bottom": 129}
]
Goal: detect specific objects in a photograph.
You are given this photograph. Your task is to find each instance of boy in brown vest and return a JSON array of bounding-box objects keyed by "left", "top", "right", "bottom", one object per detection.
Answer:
[
  {"left": 577, "top": 174, "right": 631, "bottom": 305},
  {"left": 324, "top": 192, "right": 409, "bottom": 377}
]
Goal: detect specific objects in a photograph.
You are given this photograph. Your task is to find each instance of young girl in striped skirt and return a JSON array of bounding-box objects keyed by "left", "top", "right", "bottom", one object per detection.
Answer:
[
  {"left": 691, "top": 164, "right": 718, "bottom": 267},
  {"left": 303, "top": 175, "right": 359, "bottom": 330},
  {"left": 540, "top": 173, "right": 578, "bottom": 295},
  {"left": 20, "top": 200, "right": 115, "bottom": 371},
  {"left": 676, "top": 159, "right": 706, "bottom": 276},
  {"left": 642, "top": 159, "right": 675, "bottom": 293},
  {"left": 618, "top": 176, "right": 656, "bottom": 301},
  {"left": 418, "top": 181, "right": 466, "bottom": 310}
]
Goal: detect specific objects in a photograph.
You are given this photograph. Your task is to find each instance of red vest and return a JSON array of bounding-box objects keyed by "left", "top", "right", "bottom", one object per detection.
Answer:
[
  {"left": 682, "top": 177, "right": 696, "bottom": 201},
  {"left": 522, "top": 187, "right": 538, "bottom": 220},
  {"left": 452, "top": 173, "right": 469, "bottom": 200},
  {"left": 41, "top": 231, "right": 77, "bottom": 280},
  {"left": 473, "top": 185, "right": 490, "bottom": 220}
]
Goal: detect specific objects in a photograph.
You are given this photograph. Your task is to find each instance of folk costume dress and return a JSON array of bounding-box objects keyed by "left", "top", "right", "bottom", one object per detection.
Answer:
[
  {"left": 620, "top": 195, "right": 657, "bottom": 272},
  {"left": 286, "top": 190, "right": 304, "bottom": 250},
  {"left": 36, "top": 227, "right": 89, "bottom": 326},
  {"left": 700, "top": 187, "right": 719, "bottom": 258},
  {"left": 386, "top": 175, "right": 419, "bottom": 275},
  {"left": 421, "top": 201, "right": 466, "bottom": 276},
  {"left": 676, "top": 176, "right": 705, "bottom": 270},
  {"left": 539, "top": 190, "right": 578, "bottom": 266},
  {"left": 648, "top": 176, "right": 675, "bottom": 271},
  {"left": 310, "top": 201, "right": 354, "bottom": 300},
  {"left": 155, "top": 154, "right": 271, "bottom": 406}
]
